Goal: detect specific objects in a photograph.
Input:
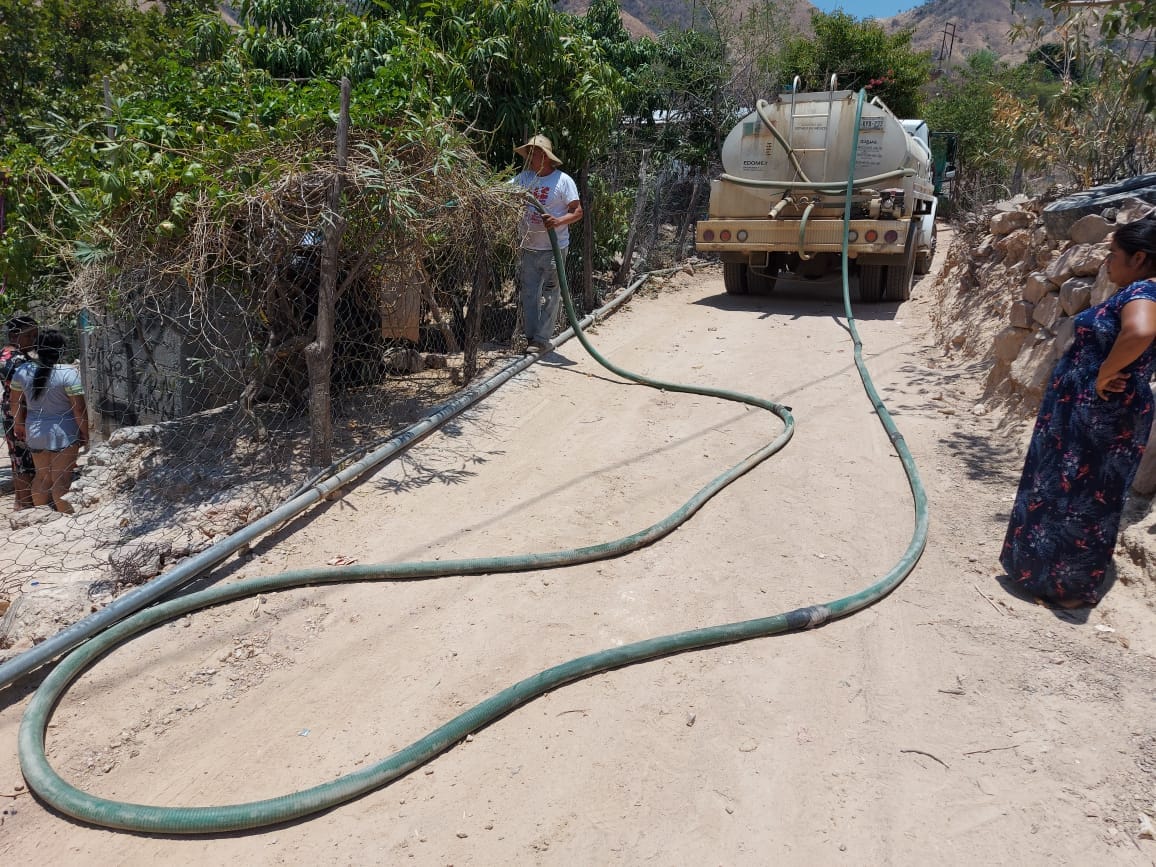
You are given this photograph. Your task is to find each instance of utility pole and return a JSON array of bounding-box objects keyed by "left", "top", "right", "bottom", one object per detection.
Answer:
[{"left": 937, "top": 22, "right": 957, "bottom": 72}]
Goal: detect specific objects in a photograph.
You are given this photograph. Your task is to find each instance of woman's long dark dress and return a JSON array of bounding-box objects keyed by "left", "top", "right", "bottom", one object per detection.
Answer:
[{"left": 1001, "top": 279, "right": 1156, "bottom": 606}]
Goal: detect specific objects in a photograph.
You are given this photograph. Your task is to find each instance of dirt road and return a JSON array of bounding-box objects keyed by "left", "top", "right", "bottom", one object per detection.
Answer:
[{"left": 1, "top": 261, "right": 1154, "bottom": 865}]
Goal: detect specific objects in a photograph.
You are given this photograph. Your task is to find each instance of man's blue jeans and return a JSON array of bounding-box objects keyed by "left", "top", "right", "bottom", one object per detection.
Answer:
[{"left": 519, "top": 247, "right": 567, "bottom": 345}]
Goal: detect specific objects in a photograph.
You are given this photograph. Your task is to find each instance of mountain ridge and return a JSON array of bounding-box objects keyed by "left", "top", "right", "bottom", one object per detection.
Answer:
[
  {"left": 558, "top": 0, "right": 1053, "bottom": 66},
  {"left": 885, "top": 0, "right": 1054, "bottom": 66}
]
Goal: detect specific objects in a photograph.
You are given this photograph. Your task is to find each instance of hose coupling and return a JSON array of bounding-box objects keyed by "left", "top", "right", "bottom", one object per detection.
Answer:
[
  {"left": 769, "top": 197, "right": 793, "bottom": 219},
  {"left": 785, "top": 604, "right": 832, "bottom": 630}
]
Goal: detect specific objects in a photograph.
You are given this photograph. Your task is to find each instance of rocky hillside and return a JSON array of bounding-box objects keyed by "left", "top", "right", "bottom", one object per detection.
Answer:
[
  {"left": 930, "top": 193, "right": 1156, "bottom": 597},
  {"left": 886, "top": 0, "right": 1053, "bottom": 65},
  {"left": 559, "top": 0, "right": 1053, "bottom": 68},
  {"left": 931, "top": 196, "right": 1154, "bottom": 422},
  {"left": 556, "top": 0, "right": 659, "bottom": 37},
  {"left": 557, "top": 0, "right": 817, "bottom": 39}
]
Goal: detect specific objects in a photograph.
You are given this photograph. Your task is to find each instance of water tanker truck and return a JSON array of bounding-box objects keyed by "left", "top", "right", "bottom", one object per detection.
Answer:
[{"left": 696, "top": 81, "right": 953, "bottom": 302}]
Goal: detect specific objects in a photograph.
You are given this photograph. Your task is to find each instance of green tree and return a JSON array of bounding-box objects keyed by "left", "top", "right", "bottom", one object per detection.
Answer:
[
  {"left": 923, "top": 50, "right": 1016, "bottom": 205},
  {"left": 581, "top": 0, "right": 658, "bottom": 121},
  {"left": 632, "top": 27, "right": 732, "bottom": 164},
  {"left": 773, "top": 10, "right": 932, "bottom": 117},
  {"left": 0, "top": 0, "right": 214, "bottom": 142},
  {"left": 1027, "top": 0, "right": 1156, "bottom": 112},
  {"left": 380, "top": 0, "right": 622, "bottom": 169},
  {"left": 1008, "top": 0, "right": 1155, "bottom": 184},
  {"left": 924, "top": 51, "right": 1003, "bottom": 163},
  {"left": 0, "top": 0, "right": 631, "bottom": 315}
]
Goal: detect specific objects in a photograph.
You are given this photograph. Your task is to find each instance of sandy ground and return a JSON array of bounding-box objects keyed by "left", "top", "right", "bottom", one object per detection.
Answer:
[{"left": 1, "top": 254, "right": 1154, "bottom": 865}]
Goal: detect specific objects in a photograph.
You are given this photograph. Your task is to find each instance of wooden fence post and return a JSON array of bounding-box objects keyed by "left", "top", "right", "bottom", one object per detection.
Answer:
[
  {"left": 643, "top": 164, "right": 667, "bottom": 265},
  {"left": 462, "top": 212, "right": 491, "bottom": 382},
  {"left": 305, "top": 77, "right": 350, "bottom": 467},
  {"left": 673, "top": 171, "right": 703, "bottom": 261},
  {"left": 579, "top": 161, "right": 595, "bottom": 309},
  {"left": 614, "top": 151, "right": 649, "bottom": 287}
]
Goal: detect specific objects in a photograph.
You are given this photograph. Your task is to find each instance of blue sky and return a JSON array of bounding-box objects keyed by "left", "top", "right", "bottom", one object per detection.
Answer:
[{"left": 809, "top": 0, "right": 925, "bottom": 18}]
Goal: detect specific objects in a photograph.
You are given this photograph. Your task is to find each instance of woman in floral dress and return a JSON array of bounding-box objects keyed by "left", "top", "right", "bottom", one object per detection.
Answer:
[{"left": 1001, "top": 217, "right": 1156, "bottom": 608}]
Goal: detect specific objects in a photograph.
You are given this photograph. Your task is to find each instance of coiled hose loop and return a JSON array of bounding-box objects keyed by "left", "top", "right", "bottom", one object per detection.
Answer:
[{"left": 18, "top": 89, "right": 927, "bottom": 834}]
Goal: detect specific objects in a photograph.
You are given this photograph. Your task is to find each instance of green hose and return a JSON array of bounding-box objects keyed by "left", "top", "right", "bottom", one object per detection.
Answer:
[
  {"left": 797, "top": 201, "right": 816, "bottom": 261},
  {"left": 18, "top": 89, "right": 927, "bottom": 834},
  {"left": 755, "top": 99, "right": 812, "bottom": 184}
]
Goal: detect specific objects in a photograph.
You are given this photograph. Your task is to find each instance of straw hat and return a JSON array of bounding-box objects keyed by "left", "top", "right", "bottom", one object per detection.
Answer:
[{"left": 514, "top": 134, "right": 562, "bottom": 166}]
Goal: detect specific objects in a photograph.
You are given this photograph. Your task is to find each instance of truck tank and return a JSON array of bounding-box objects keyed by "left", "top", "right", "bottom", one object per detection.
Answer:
[
  {"left": 697, "top": 87, "right": 940, "bottom": 303},
  {"left": 715, "top": 91, "right": 933, "bottom": 218}
]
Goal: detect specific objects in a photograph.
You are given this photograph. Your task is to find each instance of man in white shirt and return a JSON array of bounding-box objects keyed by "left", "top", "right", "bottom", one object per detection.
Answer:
[{"left": 512, "top": 135, "right": 583, "bottom": 353}]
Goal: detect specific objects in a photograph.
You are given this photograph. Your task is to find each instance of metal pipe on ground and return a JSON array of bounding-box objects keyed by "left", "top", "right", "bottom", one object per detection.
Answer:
[{"left": 0, "top": 277, "right": 648, "bottom": 691}]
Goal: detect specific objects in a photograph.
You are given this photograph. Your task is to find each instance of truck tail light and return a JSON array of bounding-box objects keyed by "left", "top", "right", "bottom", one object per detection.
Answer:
[
  {"left": 864, "top": 229, "right": 878, "bottom": 242},
  {"left": 847, "top": 230, "right": 858, "bottom": 242},
  {"left": 884, "top": 230, "right": 899, "bottom": 243},
  {"left": 736, "top": 230, "right": 748, "bottom": 242},
  {"left": 702, "top": 229, "right": 715, "bottom": 241},
  {"left": 719, "top": 230, "right": 732, "bottom": 241}
]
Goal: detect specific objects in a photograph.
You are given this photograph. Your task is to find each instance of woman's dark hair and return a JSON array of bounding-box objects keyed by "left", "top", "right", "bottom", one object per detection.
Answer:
[
  {"left": 1113, "top": 215, "right": 1156, "bottom": 262},
  {"left": 31, "top": 329, "right": 66, "bottom": 400}
]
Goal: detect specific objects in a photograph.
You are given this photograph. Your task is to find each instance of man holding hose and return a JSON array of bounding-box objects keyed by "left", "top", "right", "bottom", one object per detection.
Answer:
[{"left": 513, "top": 134, "right": 583, "bottom": 353}]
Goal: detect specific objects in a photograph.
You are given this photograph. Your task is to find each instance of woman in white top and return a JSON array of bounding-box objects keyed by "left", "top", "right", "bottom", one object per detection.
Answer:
[{"left": 12, "top": 329, "right": 88, "bottom": 513}]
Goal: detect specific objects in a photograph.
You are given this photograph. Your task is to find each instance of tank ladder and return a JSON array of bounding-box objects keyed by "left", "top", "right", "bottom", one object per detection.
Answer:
[{"left": 787, "top": 74, "right": 839, "bottom": 183}]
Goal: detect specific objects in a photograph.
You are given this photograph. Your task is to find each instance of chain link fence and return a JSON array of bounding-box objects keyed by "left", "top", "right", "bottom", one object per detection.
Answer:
[{"left": 0, "top": 137, "right": 709, "bottom": 653}]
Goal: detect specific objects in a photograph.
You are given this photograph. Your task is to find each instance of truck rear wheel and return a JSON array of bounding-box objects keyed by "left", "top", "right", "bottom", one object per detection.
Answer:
[
  {"left": 747, "top": 270, "right": 777, "bottom": 294},
  {"left": 859, "top": 265, "right": 884, "bottom": 302},
  {"left": 884, "top": 220, "right": 919, "bottom": 302},
  {"left": 914, "top": 223, "right": 937, "bottom": 275},
  {"left": 723, "top": 261, "right": 750, "bottom": 295},
  {"left": 747, "top": 258, "right": 780, "bottom": 295},
  {"left": 884, "top": 263, "right": 913, "bottom": 301}
]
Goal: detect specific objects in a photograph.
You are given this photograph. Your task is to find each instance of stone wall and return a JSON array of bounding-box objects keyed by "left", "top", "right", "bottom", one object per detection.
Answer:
[
  {"left": 935, "top": 195, "right": 1155, "bottom": 441},
  {"left": 931, "top": 194, "right": 1156, "bottom": 601},
  {"left": 986, "top": 205, "right": 1143, "bottom": 408}
]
